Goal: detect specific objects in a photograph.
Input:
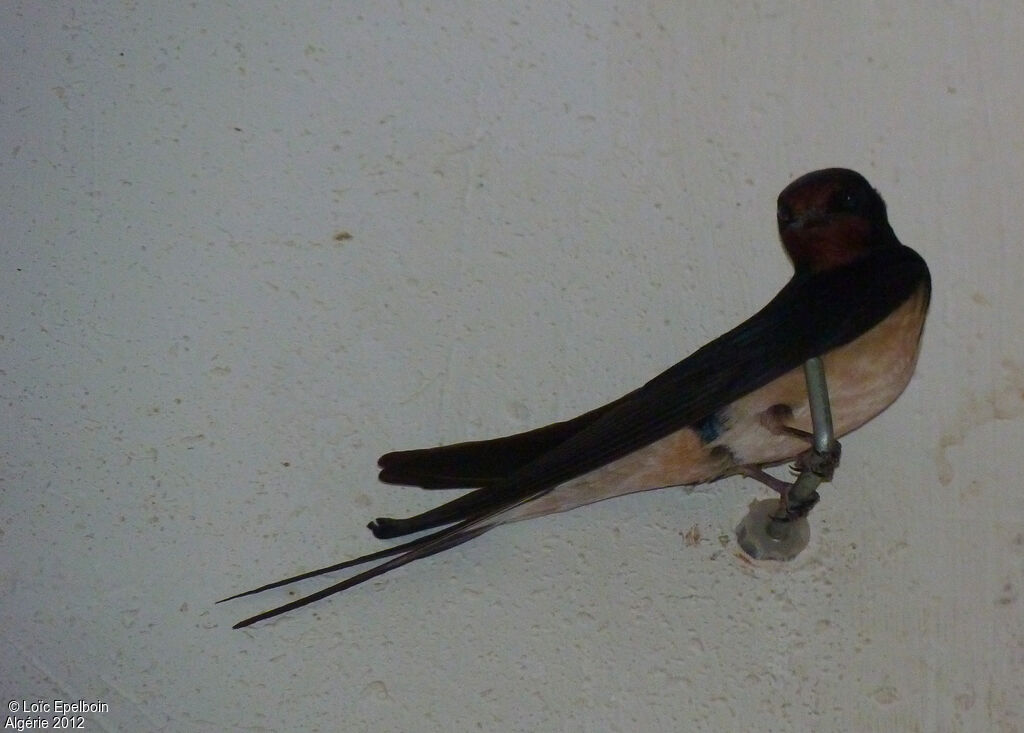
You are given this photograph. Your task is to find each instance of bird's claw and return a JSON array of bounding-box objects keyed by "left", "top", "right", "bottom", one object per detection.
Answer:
[
  {"left": 793, "top": 441, "right": 842, "bottom": 481},
  {"left": 777, "top": 489, "right": 820, "bottom": 522},
  {"left": 740, "top": 438, "right": 840, "bottom": 523}
]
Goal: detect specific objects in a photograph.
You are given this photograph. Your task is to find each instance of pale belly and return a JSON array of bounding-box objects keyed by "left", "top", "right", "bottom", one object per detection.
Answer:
[{"left": 498, "top": 285, "right": 928, "bottom": 523}]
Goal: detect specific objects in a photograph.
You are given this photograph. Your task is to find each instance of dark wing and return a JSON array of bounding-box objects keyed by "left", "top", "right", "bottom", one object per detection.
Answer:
[
  {"left": 378, "top": 245, "right": 930, "bottom": 493},
  {"left": 370, "top": 244, "right": 929, "bottom": 538},
  {"left": 377, "top": 401, "right": 623, "bottom": 488}
]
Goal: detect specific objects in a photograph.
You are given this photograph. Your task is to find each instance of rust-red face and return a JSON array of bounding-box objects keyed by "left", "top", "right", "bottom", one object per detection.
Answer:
[{"left": 776, "top": 168, "right": 893, "bottom": 274}]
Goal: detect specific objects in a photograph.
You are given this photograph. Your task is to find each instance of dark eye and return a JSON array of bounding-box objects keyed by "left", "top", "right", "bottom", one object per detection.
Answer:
[{"left": 830, "top": 189, "right": 860, "bottom": 213}]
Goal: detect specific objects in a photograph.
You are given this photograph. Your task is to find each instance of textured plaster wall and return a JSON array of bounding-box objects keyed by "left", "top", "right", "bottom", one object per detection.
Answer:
[{"left": 2, "top": 3, "right": 1021, "bottom": 731}]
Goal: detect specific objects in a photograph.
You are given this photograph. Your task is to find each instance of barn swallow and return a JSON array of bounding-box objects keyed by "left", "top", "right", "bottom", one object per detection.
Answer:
[{"left": 221, "top": 167, "right": 930, "bottom": 628}]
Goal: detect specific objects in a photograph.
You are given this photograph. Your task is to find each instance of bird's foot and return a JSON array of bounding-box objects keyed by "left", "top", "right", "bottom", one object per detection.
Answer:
[
  {"left": 793, "top": 441, "right": 842, "bottom": 482},
  {"left": 735, "top": 465, "right": 817, "bottom": 520},
  {"left": 778, "top": 486, "right": 820, "bottom": 521},
  {"left": 736, "top": 439, "right": 840, "bottom": 523}
]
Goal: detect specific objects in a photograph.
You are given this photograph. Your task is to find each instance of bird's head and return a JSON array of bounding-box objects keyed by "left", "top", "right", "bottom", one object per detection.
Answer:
[{"left": 777, "top": 168, "right": 899, "bottom": 274}]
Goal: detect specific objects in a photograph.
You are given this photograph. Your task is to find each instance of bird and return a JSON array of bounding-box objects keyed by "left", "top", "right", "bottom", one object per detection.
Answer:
[{"left": 221, "top": 167, "right": 930, "bottom": 628}]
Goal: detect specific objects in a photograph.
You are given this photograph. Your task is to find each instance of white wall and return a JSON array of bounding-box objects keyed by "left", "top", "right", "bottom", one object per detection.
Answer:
[{"left": 2, "top": 3, "right": 1021, "bottom": 731}]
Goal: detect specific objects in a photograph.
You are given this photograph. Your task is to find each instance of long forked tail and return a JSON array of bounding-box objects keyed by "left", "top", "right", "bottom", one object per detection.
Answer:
[{"left": 218, "top": 519, "right": 492, "bottom": 629}]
